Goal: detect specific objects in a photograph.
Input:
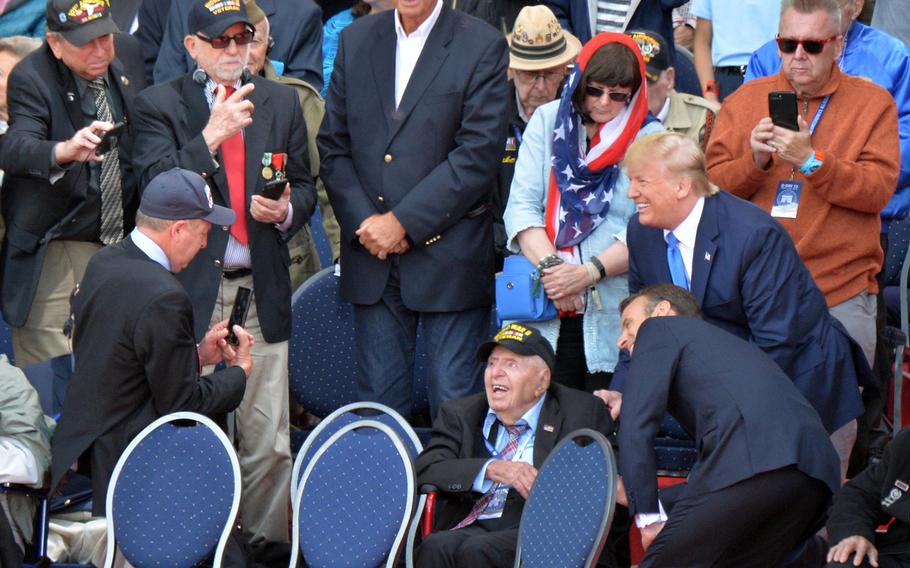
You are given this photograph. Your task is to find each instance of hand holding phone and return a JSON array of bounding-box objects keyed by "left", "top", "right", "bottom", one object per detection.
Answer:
[
  {"left": 95, "top": 121, "right": 126, "bottom": 155},
  {"left": 769, "top": 91, "right": 799, "bottom": 131},
  {"left": 260, "top": 178, "right": 287, "bottom": 200}
]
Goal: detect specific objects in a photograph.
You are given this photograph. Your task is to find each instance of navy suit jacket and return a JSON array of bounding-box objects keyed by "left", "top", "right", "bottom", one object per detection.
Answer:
[
  {"left": 626, "top": 191, "right": 868, "bottom": 433},
  {"left": 619, "top": 316, "right": 841, "bottom": 516},
  {"left": 318, "top": 6, "right": 509, "bottom": 310}
]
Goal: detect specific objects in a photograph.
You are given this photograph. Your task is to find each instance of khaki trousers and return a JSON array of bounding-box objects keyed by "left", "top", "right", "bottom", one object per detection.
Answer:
[
  {"left": 11, "top": 240, "right": 101, "bottom": 367},
  {"left": 206, "top": 273, "right": 291, "bottom": 544}
]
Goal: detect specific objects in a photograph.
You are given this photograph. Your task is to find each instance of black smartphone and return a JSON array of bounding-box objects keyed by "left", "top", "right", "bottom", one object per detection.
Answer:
[
  {"left": 260, "top": 178, "right": 287, "bottom": 200},
  {"left": 769, "top": 91, "right": 799, "bottom": 131},
  {"left": 95, "top": 121, "right": 126, "bottom": 155},
  {"left": 227, "top": 286, "right": 253, "bottom": 346}
]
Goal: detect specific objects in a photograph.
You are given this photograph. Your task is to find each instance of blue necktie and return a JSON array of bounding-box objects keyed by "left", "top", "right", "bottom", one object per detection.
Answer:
[{"left": 666, "top": 232, "right": 690, "bottom": 290}]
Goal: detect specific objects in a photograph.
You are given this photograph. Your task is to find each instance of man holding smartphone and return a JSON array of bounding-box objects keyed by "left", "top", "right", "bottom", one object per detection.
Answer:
[
  {"left": 704, "top": 0, "right": 900, "bottom": 474},
  {"left": 131, "top": 0, "right": 316, "bottom": 546}
]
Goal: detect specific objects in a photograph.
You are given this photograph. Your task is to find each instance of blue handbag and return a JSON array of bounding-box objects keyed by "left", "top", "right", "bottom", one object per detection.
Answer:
[{"left": 495, "top": 255, "right": 558, "bottom": 324}]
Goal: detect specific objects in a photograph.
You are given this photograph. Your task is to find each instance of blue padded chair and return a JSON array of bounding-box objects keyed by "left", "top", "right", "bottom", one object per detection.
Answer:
[
  {"left": 654, "top": 414, "right": 697, "bottom": 475},
  {"left": 309, "top": 206, "right": 334, "bottom": 269},
  {"left": 22, "top": 353, "right": 74, "bottom": 419},
  {"left": 288, "top": 268, "right": 431, "bottom": 420},
  {"left": 515, "top": 429, "right": 617, "bottom": 568},
  {"left": 290, "top": 420, "right": 416, "bottom": 568},
  {"left": 104, "top": 412, "right": 240, "bottom": 568}
]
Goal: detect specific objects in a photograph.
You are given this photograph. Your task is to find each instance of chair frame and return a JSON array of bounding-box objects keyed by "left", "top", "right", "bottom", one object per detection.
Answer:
[
  {"left": 513, "top": 428, "right": 617, "bottom": 568},
  {"left": 103, "top": 411, "right": 241, "bottom": 568},
  {"left": 895, "top": 242, "right": 910, "bottom": 433},
  {"left": 290, "top": 419, "right": 416, "bottom": 568}
]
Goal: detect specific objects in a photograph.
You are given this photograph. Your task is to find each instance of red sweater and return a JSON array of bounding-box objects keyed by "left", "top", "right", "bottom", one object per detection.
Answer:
[{"left": 706, "top": 66, "right": 900, "bottom": 307}]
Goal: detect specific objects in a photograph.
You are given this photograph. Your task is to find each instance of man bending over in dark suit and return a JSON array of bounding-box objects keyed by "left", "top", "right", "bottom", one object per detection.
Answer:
[
  {"left": 414, "top": 322, "right": 614, "bottom": 567},
  {"left": 50, "top": 168, "right": 251, "bottom": 516},
  {"left": 616, "top": 284, "right": 841, "bottom": 567}
]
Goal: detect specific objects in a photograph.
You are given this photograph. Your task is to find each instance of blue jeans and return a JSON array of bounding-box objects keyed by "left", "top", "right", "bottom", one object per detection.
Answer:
[{"left": 353, "top": 261, "right": 490, "bottom": 418}]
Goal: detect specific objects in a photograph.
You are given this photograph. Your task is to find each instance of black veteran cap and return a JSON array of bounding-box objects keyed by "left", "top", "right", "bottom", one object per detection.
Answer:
[
  {"left": 628, "top": 29, "right": 671, "bottom": 83},
  {"left": 476, "top": 323, "right": 556, "bottom": 373},
  {"left": 46, "top": 0, "right": 119, "bottom": 47},
  {"left": 188, "top": 0, "right": 252, "bottom": 38},
  {"left": 140, "top": 168, "right": 236, "bottom": 226}
]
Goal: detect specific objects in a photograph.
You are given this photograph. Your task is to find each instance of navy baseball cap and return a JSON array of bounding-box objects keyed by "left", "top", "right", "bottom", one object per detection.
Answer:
[
  {"left": 46, "top": 0, "right": 120, "bottom": 47},
  {"left": 140, "top": 169, "right": 235, "bottom": 226},
  {"left": 628, "top": 29, "right": 672, "bottom": 83},
  {"left": 188, "top": 0, "right": 252, "bottom": 38},
  {"left": 476, "top": 323, "right": 556, "bottom": 373}
]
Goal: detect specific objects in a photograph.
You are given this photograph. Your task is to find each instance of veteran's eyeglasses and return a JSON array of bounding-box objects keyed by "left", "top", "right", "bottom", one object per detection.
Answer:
[{"left": 196, "top": 30, "right": 256, "bottom": 49}]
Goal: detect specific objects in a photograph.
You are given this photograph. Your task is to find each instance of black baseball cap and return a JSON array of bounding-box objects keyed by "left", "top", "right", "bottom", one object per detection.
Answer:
[
  {"left": 628, "top": 29, "right": 671, "bottom": 83},
  {"left": 46, "top": 0, "right": 119, "bottom": 47},
  {"left": 188, "top": 0, "right": 252, "bottom": 38},
  {"left": 476, "top": 323, "right": 556, "bottom": 373},
  {"left": 140, "top": 168, "right": 236, "bottom": 226}
]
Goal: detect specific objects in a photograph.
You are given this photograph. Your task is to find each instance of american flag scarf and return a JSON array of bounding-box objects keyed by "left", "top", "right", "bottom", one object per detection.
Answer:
[{"left": 545, "top": 33, "right": 652, "bottom": 255}]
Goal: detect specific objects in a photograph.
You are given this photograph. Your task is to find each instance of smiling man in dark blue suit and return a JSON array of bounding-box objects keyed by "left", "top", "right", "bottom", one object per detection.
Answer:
[
  {"left": 318, "top": 0, "right": 509, "bottom": 418},
  {"left": 618, "top": 131, "right": 869, "bottom": 476}
]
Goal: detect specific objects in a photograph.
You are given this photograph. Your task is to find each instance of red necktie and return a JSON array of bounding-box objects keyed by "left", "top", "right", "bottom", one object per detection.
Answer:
[{"left": 221, "top": 86, "right": 248, "bottom": 244}]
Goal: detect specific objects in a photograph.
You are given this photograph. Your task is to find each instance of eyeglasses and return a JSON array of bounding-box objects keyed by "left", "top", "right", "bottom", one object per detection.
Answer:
[
  {"left": 196, "top": 30, "right": 256, "bottom": 49},
  {"left": 776, "top": 35, "right": 838, "bottom": 55},
  {"left": 514, "top": 69, "right": 565, "bottom": 86},
  {"left": 584, "top": 85, "right": 631, "bottom": 103}
]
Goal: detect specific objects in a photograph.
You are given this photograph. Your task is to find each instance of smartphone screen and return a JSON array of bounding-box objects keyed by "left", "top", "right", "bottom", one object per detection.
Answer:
[
  {"left": 769, "top": 91, "right": 799, "bottom": 131},
  {"left": 95, "top": 122, "right": 126, "bottom": 155},
  {"left": 227, "top": 286, "right": 253, "bottom": 346}
]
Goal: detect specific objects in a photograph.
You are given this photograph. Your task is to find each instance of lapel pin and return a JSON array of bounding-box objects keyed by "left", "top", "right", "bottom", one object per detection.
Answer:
[
  {"left": 543, "top": 424, "right": 554, "bottom": 432},
  {"left": 121, "top": 75, "right": 129, "bottom": 86},
  {"left": 66, "top": 92, "right": 75, "bottom": 102},
  {"left": 704, "top": 252, "right": 712, "bottom": 261}
]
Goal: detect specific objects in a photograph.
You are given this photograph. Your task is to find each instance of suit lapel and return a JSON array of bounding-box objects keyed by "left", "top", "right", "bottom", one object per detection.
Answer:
[
  {"left": 691, "top": 197, "right": 719, "bottom": 305},
  {"left": 243, "top": 79, "right": 273, "bottom": 208},
  {"left": 385, "top": 5, "right": 453, "bottom": 145},
  {"left": 51, "top": 55, "right": 84, "bottom": 133},
  {"left": 109, "top": 59, "right": 135, "bottom": 121},
  {"left": 533, "top": 391, "right": 563, "bottom": 467},
  {"left": 370, "top": 15, "right": 398, "bottom": 133}
]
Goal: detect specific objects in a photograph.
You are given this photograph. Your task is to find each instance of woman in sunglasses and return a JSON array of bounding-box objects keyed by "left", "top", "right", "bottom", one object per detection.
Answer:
[{"left": 503, "top": 32, "right": 663, "bottom": 398}]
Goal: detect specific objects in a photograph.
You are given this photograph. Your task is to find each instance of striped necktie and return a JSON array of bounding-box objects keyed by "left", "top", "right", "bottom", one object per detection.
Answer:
[{"left": 88, "top": 77, "right": 123, "bottom": 245}]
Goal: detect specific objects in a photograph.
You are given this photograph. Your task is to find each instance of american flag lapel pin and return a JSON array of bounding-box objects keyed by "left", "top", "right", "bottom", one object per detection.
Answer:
[
  {"left": 704, "top": 252, "right": 712, "bottom": 261},
  {"left": 543, "top": 424, "right": 554, "bottom": 432}
]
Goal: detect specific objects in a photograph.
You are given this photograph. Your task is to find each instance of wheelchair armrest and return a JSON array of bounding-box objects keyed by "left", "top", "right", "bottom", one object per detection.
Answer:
[
  {"left": 418, "top": 485, "right": 439, "bottom": 538},
  {"left": 0, "top": 482, "right": 48, "bottom": 499}
]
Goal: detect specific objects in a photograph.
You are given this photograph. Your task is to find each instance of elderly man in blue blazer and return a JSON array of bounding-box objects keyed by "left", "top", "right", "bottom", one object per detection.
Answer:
[
  {"left": 318, "top": 0, "right": 510, "bottom": 418},
  {"left": 616, "top": 131, "right": 870, "bottom": 477}
]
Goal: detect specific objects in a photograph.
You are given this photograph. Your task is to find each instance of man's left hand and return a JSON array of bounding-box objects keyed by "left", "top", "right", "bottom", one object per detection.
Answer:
[
  {"left": 356, "top": 212, "right": 407, "bottom": 259},
  {"left": 251, "top": 183, "right": 291, "bottom": 224},
  {"left": 641, "top": 521, "right": 665, "bottom": 551},
  {"left": 197, "top": 319, "right": 235, "bottom": 366},
  {"left": 770, "top": 115, "right": 813, "bottom": 167}
]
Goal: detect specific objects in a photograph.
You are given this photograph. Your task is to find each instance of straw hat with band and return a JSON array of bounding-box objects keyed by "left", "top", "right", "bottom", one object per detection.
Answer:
[{"left": 508, "top": 5, "right": 581, "bottom": 72}]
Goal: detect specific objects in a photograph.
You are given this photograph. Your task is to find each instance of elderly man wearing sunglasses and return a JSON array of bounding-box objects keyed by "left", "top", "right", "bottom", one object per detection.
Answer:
[
  {"left": 704, "top": 0, "right": 900, "bottom": 477},
  {"left": 130, "top": 0, "right": 317, "bottom": 548}
]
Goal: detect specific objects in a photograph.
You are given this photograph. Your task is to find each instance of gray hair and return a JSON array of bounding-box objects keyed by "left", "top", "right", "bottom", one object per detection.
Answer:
[
  {"left": 0, "top": 36, "right": 42, "bottom": 59},
  {"left": 780, "top": 0, "right": 842, "bottom": 32},
  {"left": 135, "top": 211, "right": 177, "bottom": 232}
]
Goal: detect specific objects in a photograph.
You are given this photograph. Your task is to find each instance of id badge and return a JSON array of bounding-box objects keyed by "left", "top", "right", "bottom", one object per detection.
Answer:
[{"left": 771, "top": 180, "right": 803, "bottom": 219}]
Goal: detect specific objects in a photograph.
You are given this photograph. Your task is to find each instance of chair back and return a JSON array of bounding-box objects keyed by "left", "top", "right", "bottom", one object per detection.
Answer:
[
  {"left": 291, "top": 420, "right": 415, "bottom": 568},
  {"left": 515, "top": 429, "right": 617, "bottom": 568},
  {"left": 105, "top": 412, "right": 240, "bottom": 568},
  {"left": 288, "top": 268, "right": 430, "bottom": 418},
  {"left": 291, "top": 401, "right": 422, "bottom": 492}
]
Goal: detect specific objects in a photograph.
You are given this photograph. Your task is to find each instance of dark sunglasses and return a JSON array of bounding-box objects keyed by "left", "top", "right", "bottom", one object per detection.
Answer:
[
  {"left": 776, "top": 34, "right": 838, "bottom": 55},
  {"left": 196, "top": 30, "right": 256, "bottom": 49},
  {"left": 584, "top": 85, "right": 631, "bottom": 103}
]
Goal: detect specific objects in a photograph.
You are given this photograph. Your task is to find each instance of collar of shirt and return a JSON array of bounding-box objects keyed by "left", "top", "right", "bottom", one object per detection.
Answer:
[
  {"left": 663, "top": 196, "right": 705, "bottom": 278},
  {"left": 131, "top": 227, "right": 172, "bottom": 271},
  {"left": 656, "top": 95, "right": 671, "bottom": 123},
  {"left": 203, "top": 76, "right": 243, "bottom": 110},
  {"left": 482, "top": 392, "right": 547, "bottom": 444},
  {"left": 394, "top": 0, "right": 443, "bottom": 40}
]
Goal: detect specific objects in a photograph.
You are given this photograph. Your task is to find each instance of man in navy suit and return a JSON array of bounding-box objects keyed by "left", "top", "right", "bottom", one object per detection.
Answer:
[
  {"left": 318, "top": 0, "right": 510, "bottom": 418},
  {"left": 618, "top": 131, "right": 869, "bottom": 475},
  {"left": 616, "top": 284, "right": 840, "bottom": 567}
]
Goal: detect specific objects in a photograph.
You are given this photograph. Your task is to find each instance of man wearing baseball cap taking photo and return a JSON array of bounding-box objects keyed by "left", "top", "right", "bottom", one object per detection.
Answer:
[{"left": 49, "top": 167, "right": 252, "bottom": 517}]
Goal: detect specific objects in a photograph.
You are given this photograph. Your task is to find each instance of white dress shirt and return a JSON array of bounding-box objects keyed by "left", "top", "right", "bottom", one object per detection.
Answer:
[
  {"left": 394, "top": 0, "right": 444, "bottom": 108},
  {"left": 662, "top": 196, "right": 705, "bottom": 284}
]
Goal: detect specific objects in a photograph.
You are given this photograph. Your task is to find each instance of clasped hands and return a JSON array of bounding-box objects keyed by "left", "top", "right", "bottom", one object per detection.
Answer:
[
  {"left": 750, "top": 115, "right": 814, "bottom": 170},
  {"left": 356, "top": 212, "right": 409, "bottom": 259}
]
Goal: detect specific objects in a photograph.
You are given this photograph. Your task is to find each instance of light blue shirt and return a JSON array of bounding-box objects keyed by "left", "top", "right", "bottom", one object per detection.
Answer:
[
  {"left": 691, "top": 0, "right": 780, "bottom": 67},
  {"left": 130, "top": 228, "right": 171, "bottom": 271},
  {"left": 471, "top": 393, "right": 547, "bottom": 495}
]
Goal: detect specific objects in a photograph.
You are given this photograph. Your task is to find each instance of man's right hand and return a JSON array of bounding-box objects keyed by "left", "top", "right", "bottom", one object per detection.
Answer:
[
  {"left": 750, "top": 117, "right": 776, "bottom": 170},
  {"left": 486, "top": 460, "right": 538, "bottom": 499},
  {"left": 202, "top": 83, "right": 255, "bottom": 153},
  {"left": 826, "top": 536, "right": 879, "bottom": 567},
  {"left": 227, "top": 324, "right": 255, "bottom": 378},
  {"left": 54, "top": 120, "right": 113, "bottom": 165}
]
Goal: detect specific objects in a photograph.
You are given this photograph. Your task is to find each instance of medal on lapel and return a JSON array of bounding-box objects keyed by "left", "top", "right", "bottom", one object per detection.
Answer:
[{"left": 261, "top": 152, "right": 287, "bottom": 181}]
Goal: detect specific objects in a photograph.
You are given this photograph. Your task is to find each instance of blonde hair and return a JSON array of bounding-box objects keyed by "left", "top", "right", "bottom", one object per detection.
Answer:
[{"left": 623, "top": 131, "right": 718, "bottom": 197}]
